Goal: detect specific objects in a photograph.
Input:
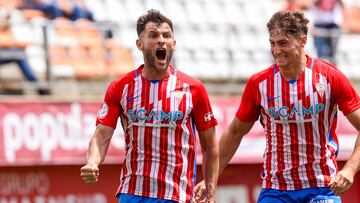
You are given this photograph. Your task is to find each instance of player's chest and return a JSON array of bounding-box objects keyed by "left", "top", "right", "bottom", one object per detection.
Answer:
[
  {"left": 260, "top": 80, "right": 331, "bottom": 120},
  {"left": 122, "top": 88, "right": 192, "bottom": 123}
]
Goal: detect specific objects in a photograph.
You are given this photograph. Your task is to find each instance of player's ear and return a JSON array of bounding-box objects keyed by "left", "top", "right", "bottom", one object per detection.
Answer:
[
  {"left": 136, "top": 38, "right": 143, "bottom": 51},
  {"left": 300, "top": 34, "right": 307, "bottom": 47},
  {"left": 173, "top": 39, "right": 176, "bottom": 49}
]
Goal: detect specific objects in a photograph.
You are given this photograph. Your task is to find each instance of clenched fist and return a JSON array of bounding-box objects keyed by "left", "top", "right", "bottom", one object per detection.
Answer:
[{"left": 80, "top": 164, "right": 99, "bottom": 184}]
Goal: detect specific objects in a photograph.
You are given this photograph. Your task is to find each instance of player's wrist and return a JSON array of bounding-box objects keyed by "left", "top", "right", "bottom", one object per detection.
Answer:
[{"left": 205, "top": 193, "right": 216, "bottom": 202}]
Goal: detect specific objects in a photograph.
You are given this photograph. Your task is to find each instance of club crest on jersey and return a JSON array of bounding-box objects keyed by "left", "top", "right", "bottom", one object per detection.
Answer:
[
  {"left": 173, "top": 90, "right": 185, "bottom": 106},
  {"left": 315, "top": 82, "right": 325, "bottom": 98},
  {"left": 97, "top": 103, "right": 108, "bottom": 119},
  {"left": 173, "top": 90, "right": 185, "bottom": 99}
]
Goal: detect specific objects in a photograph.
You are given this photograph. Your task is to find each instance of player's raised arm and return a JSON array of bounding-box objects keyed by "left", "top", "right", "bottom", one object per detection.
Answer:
[
  {"left": 198, "top": 126, "right": 219, "bottom": 203},
  {"left": 80, "top": 124, "right": 114, "bottom": 184}
]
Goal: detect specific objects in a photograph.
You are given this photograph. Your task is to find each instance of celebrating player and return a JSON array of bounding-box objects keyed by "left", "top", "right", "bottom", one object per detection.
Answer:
[
  {"left": 194, "top": 10, "right": 360, "bottom": 203},
  {"left": 80, "top": 9, "right": 219, "bottom": 203}
]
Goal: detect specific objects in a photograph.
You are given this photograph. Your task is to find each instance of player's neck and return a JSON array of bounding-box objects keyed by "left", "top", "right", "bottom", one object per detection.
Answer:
[
  {"left": 141, "top": 65, "right": 171, "bottom": 80},
  {"left": 279, "top": 55, "right": 307, "bottom": 81}
]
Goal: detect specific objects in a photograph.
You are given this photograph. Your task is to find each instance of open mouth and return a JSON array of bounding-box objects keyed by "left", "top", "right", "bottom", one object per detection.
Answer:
[{"left": 156, "top": 49, "right": 166, "bottom": 60}]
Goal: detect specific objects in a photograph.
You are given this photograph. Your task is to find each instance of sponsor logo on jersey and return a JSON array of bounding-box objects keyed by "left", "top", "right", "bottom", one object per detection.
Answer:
[
  {"left": 204, "top": 112, "right": 215, "bottom": 122},
  {"left": 97, "top": 103, "right": 108, "bottom": 119},
  {"left": 127, "top": 109, "right": 184, "bottom": 122},
  {"left": 268, "top": 103, "right": 325, "bottom": 119}
]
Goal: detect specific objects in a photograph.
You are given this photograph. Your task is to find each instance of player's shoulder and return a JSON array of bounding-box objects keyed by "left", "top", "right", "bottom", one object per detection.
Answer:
[
  {"left": 313, "top": 57, "right": 339, "bottom": 72},
  {"left": 175, "top": 68, "right": 204, "bottom": 86},
  {"left": 248, "top": 64, "right": 276, "bottom": 83},
  {"left": 106, "top": 68, "right": 139, "bottom": 90},
  {"left": 114, "top": 67, "right": 140, "bottom": 84},
  {"left": 313, "top": 57, "right": 344, "bottom": 77}
]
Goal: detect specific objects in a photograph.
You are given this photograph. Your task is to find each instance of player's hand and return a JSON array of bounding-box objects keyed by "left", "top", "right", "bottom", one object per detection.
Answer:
[
  {"left": 329, "top": 168, "right": 355, "bottom": 195},
  {"left": 192, "top": 180, "right": 206, "bottom": 203},
  {"left": 80, "top": 163, "right": 99, "bottom": 184}
]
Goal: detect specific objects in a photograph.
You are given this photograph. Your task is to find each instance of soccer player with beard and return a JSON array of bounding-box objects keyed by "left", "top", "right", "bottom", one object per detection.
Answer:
[
  {"left": 80, "top": 9, "right": 219, "bottom": 203},
  {"left": 193, "top": 10, "right": 360, "bottom": 203}
]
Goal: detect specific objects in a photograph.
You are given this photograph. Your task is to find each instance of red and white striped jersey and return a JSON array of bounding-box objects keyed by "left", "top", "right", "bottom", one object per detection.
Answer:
[
  {"left": 236, "top": 55, "right": 360, "bottom": 190},
  {"left": 96, "top": 65, "right": 217, "bottom": 202}
]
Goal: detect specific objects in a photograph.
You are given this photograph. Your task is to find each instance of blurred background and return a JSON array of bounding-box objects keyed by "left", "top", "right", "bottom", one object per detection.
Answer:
[{"left": 0, "top": 0, "right": 359, "bottom": 202}]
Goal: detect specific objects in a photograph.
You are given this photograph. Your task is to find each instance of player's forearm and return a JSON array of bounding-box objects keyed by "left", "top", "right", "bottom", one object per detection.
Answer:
[
  {"left": 86, "top": 136, "right": 104, "bottom": 166},
  {"left": 203, "top": 143, "right": 219, "bottom": 201},
  {"left": 86, "top": 125, "right": 113, "bottom": 166},
  {"left": 342, "top": 133, "right": 360, "bottom": 174},
  {"left": 218, "top": 119, "right": 253, "bottom": 175},
  {"left": 343, "top": 110, "right": 360, "bottom": 174},
  {"left": 218, "top": 131, "right": 242, "bottom": 175}
]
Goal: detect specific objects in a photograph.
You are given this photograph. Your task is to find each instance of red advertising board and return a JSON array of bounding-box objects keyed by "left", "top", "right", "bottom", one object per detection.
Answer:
[
  {"left": 0, "top": 97, "right": 358, "bottom": 166},
  {"left": 1, "top": 162, "right": 359, "bottom": 203},
  {"left": 0, "top": 98, "right": 359, "bottom": 203}
]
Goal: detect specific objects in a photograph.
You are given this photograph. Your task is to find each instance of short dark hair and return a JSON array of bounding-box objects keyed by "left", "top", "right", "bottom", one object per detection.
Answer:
[
  {"left": 267, "top": 10, "right": 309, "bottom": 38},
  {"left": 136, "top": 9, "right": 174, "bottom": 36}
]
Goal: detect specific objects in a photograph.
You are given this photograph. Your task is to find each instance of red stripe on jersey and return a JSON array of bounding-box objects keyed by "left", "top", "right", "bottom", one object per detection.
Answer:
[
  {"left": 184, "top": 116, "right": 195, "bottom": 202},
  {"left": 283, "top": 78, "right": 301, "bottom": 190},
  {"left": 301, "top": 70, "right": 317, "bottom": 187},
  {"left": 171, "top": 124, "right": 183, "bottom": 201},
  {"left": 264, "top": 76, "right": 273, "bottom": 189},
  {"left": 172, "top": 80, "right": 184, "bottom": 199},
  {"left": 303, "top": 108, "right": 317, "bottom": 187},
  {"left": 139, "top": 77, "right": 150, "bottom": 195},
  {"left": 287, "top": 77, "right": 301, "bottom": 190},
  {"left": 275, "top": 77, "right": 287, "bottom": 190},
  {"left": 127, "top": 82, "right": 138, "bottom": 194},
  {"left": 329, "top": 115, "right": 339, "bottom": 174}
]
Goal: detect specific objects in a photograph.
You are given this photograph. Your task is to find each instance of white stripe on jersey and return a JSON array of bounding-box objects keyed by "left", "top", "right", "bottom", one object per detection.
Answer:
[
  {"left": 290, "top": 75, "right": 308, "bottom": 188},
  {"left": 148, "top": 82, "right": 160, "bottom": 196},
  {"left": 270, "top": 71, "right": 282, "bottom": 189},
  {"left": 135, "top": 76, "right": 145, "bottom": 195},
  {"left": 163, "top": 74, "right": 177, "bottom": 199},
  {"left": 121, "top": 84, "right": 129, "bottom": 109}
]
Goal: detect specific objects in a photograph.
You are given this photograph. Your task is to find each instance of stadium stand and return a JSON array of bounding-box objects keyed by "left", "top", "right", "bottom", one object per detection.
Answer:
[{"left": 0, "top": 0, "right": 359, "bottom": 97}]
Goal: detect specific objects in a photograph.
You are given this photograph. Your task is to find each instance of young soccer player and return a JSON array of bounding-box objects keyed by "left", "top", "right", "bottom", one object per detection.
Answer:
[{"left": 194, "top": 10, "right": 360, "bottom": 203}]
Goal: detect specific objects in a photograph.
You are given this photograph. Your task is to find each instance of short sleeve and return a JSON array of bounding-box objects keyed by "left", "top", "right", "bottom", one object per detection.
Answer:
[
  {"left": 235, "top": 77, "right": 261, "bottom": 122},
  {"left": 332, "top": 70, "right": 360, "bottom": 115},
  {"left": 96, "top": 80, "right": 122, "bottom": 128},
  {"left": 191, "top": 83, "right": 217, "bottom": 132}
]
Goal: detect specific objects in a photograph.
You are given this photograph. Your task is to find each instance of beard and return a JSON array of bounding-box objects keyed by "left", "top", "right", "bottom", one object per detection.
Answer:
[{"left": 144, "top": 48, "right": 174, "bottom": 72}]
